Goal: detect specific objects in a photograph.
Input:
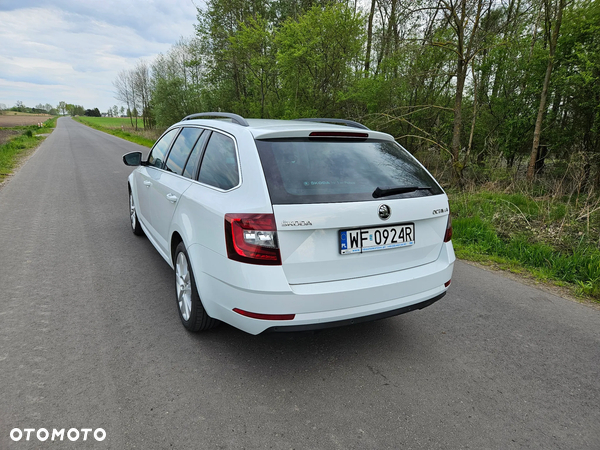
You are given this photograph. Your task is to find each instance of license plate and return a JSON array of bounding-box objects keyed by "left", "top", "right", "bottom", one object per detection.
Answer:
[{"left": 339, "top": 224, "right": 415, "bottom": 254}]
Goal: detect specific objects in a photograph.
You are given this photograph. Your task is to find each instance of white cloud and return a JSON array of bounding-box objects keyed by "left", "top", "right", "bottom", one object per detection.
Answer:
[{"left": 0, "top": 0, "right": 200, "bottom": 112}]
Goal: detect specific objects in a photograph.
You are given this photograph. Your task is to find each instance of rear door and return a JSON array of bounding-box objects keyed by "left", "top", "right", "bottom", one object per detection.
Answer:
[{"left": 255, "top": 137, "right": 450, "bottom": 285}]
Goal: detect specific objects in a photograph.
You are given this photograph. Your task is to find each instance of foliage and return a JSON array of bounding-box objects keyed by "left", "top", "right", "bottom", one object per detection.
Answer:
[
  {"left": 151, "top": 39, "right": 205, "bottom": 126},
  {"left": 450, "top": 190, "right": 600, "bottom": 300},
  {"left": 227, "top": 15, "right": 279, "bottom": 117},
  {"left": 84, "top": 108, "right": 101, "bottom": 117},
  {"left": 276, "top": 4, "right": 365, "bottom": 118}
]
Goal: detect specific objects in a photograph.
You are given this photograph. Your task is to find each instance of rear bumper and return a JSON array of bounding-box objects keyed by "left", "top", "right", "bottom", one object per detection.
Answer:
[
  {"left": 189, "top": 242, "right": 455, "bottom": 335},
  {"left": 264, "top": 291, "right": 445, "bottom": 333}
]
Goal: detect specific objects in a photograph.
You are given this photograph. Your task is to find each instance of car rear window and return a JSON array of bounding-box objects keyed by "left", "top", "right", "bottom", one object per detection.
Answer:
[{"left": 255, "top": 138, "right": 443, "bottom": 204}]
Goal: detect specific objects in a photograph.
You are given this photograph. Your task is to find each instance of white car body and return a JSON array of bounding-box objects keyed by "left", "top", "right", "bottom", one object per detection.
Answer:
[{"left": 125, "top": 114, "right": 455, "bottom": 335}]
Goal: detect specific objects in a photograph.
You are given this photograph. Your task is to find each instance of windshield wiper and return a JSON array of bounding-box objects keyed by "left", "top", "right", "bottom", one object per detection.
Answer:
[{"left": 372, "top": 186, "right": 432, "bottom": 198}]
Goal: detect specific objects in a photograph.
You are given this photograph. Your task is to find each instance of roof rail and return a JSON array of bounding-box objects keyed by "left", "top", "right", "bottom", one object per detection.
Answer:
[
  {"left": 182, "top": 112, "right": 249, "bottom": 127},
  {"left": 295, "top": 118, "right": 370, "bottom": 130}
]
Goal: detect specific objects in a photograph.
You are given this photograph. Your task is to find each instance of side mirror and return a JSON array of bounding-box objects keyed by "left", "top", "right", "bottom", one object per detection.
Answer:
[{"left": 123, "top": 151, "right": 143, "bottom": 166}]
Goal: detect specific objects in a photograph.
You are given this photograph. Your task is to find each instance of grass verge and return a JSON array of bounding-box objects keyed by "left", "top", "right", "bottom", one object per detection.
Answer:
[
  {"left": 0, "top": 117, "right": 57, "bottom": 182},
  {"left": 449, "top": 190, "right": 600, "bottom": 302},
  {"left": 74, "top": 116, "right": 160, "bottom": 148}
]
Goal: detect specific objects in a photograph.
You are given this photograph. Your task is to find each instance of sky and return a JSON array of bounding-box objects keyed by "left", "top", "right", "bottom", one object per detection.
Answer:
[{"left": 0, "top": 0, "right": 201, "bottom": 113}]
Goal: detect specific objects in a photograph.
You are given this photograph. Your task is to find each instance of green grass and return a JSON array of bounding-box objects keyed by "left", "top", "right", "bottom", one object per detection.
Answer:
[
  {"left": 0, "top": 117, "right": 57, "bottom": 180},
  {"left": 74, "top": 116, "right": 157, "bottom": 148},
  {"left": 450, "top": 190, "right": 600, "bottom": 300},
  {"left": 76, "top": 116, "right": 145, "bottom": 129}
]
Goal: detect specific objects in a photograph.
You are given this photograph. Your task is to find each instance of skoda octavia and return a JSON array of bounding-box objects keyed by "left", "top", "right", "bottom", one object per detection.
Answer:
[{"left": 123, "top": 113, "right": 454, "bottom": 335}]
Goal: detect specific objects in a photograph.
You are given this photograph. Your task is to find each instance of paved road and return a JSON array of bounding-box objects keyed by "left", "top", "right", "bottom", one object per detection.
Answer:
[{"left": 1, "top": 117, "right": 599, "bottom": 449}]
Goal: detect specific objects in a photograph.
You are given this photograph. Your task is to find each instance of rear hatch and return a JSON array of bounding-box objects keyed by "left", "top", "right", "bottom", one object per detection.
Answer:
[{"left": 255, "top": 135, "right": 450, "bottom": 285}]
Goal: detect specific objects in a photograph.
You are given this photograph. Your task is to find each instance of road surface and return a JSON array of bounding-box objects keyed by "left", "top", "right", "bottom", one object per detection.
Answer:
[{"left": 1, "top": 117, "right": 599, "bottom": 449}]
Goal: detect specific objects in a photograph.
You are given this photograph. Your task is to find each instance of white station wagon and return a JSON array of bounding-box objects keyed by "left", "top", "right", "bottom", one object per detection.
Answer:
[{"left": 123, "top": 113, "right": 454, "bottom": 335}]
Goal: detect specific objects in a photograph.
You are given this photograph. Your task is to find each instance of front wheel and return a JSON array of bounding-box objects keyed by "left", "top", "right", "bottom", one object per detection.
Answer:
[{"left": 174, "top": 242, "right": 219, "bottom": 332}]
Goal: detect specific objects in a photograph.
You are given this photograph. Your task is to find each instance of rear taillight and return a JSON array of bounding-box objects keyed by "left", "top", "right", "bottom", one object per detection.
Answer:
[
  {"left": 224, "top": 213, "right": 281, "bottom": 265},
  {"left": 444, "top": 212, "right": 452, "bottom": 242}
]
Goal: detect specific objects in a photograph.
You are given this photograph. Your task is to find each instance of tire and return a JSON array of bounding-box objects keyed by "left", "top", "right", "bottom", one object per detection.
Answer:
[
  {"left": 174, "top": 242, "right": 219, "bottom": 332},
  {"left": 129, "top": 188, "right": 144, "bottom": 236}
]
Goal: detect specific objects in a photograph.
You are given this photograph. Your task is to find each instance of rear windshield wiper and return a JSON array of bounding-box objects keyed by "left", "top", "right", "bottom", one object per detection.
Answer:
[{"left": 372, "top": 186, "right": 432, "bottom": 198}]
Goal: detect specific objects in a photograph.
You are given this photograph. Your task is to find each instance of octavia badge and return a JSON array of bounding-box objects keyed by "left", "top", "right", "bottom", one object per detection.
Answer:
[{"left": 378, "top": 204, "right": 391, "bottom": 220}]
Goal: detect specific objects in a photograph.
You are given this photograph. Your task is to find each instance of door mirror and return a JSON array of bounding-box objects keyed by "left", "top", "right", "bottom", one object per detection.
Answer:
[{"left": 123, "top": 151, "right": 143, "bottom": 166}]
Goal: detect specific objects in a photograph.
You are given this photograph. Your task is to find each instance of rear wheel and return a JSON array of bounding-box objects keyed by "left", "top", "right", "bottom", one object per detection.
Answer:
[
  {"left": 174, "top": 242, "right": 218, "bottom": 332},
  {"left": 129, "top": 189, "right": 144, "bottom": 236}
]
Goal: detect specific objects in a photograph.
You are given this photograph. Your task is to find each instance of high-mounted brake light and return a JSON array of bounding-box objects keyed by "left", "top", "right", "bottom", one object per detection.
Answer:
[
  {"left": 444, "top": 212, "right": 453, "bottom": 242},
  {"left": 309, "top": 131, "right": 369, "bottom": 138},
  {"left": 224, "top": 213, "right": 282, "bottom": 265}
]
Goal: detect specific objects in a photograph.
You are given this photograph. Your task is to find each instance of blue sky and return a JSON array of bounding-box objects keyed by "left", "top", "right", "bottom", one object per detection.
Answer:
[{"left": 0, "top": 0, "right": 200, "bottom": 112}]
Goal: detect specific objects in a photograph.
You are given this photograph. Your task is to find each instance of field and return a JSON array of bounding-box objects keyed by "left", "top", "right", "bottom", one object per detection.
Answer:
[
  {"left": 0, "top": 116, "right": 57, "bottom": 181},
  {"left": 74, "top": 116, "right": 162, "bottom": 148},
  {"left": 0, "top": 113, "right": 53, "bottom": 127},
  {"left": 77, "top": 116, "right": 145, "bottom": 129}
]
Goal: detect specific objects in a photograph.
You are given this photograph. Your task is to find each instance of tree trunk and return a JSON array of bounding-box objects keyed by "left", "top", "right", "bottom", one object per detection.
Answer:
[
  {"left": 452, "top": 59, "right": 467, "bottom": 185},
  {"left": 527, "top": 0, "right": 566, "bottom": 180},
  {"left": 364, "top": 0, "right": 376, "bottom": 76}
]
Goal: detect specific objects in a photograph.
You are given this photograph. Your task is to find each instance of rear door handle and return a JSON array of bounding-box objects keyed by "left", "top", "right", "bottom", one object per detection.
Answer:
[
  {"left": 143, "top": 180, "right": 152, "bottom": 187},
  {"left": 166, "top": 193, "right": 178, "bottom": 203}
]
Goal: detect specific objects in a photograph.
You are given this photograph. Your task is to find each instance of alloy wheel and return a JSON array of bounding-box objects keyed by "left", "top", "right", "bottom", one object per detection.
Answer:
[{"left": 175, "top": 252, "right": 192, "bottom": 321}]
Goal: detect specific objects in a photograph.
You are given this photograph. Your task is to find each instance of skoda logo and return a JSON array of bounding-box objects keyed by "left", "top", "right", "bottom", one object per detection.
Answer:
[{"left": 378, "top": 204, "right": 391, "bottom": 220}]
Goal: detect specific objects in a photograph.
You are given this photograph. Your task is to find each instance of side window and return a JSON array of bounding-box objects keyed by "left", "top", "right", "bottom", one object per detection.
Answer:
[
  {"left": 197, "top": 132, "right": 239, "bottom": 190},
  {"left": 164, "top": 127, "right": 203, "bottom": 175},
  {"left": 182, "top": 131, "right": 210, "bottom": 179},
  {"left": 148, "top": 128, "right": 178, "bottom": 168}
]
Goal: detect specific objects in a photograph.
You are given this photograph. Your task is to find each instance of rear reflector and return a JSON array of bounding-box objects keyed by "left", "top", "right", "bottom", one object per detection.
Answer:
[
  {"left": 444, "top": 280, "right": 451, "bottom": 288},
  {"left": 309, "top": 131, "right": 369, "bottom": 138},
  {"left": 225, "top": 213, "right": 282, "bottom": 265},
  {"left": 233, "top": 308, "right": 295, "bottom": 321}
]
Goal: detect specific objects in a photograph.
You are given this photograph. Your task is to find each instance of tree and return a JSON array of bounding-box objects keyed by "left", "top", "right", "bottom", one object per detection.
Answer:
[
  {"left": 132, "top": 60, "right": 153, "bottom": 128},
  {"left": 151, "top": 38, "right": 205, "bottom": 126},
  {"left": 228, "top": 15, "right": 279, "bottom": 117},
  {"left": 432, "top": 0, "right": 496, "bottom": 185},
  {"left": 84, "top": 108, "right": 101, "bottom": 117},
  {"left": 527, "top": 0, "right": 567, "bottom": 180},
  {"left": 276, "top": 3, "right": 365, "bottom": 117},
  {"left": 114, "top": 69, "right": 138, "bottom": 128}
]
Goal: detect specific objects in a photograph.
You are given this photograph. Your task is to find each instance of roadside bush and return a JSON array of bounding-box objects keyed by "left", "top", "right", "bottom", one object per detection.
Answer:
[{"left": 450, "top": 190, "right": 600, "bottom": 301}]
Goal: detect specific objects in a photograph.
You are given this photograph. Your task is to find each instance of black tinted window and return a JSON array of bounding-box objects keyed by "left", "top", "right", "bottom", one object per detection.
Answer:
[
  {"left": 197, "top": 133, "right": 239, "bottom": 190},
  {"left": 148, "top": 128, "right": 178, "bottom": 168},
  {"left": 165, "top": 127, "right": 203, "bottom": 175},
  {"left": 256, "top": 139, "right": 443, "bottom": 204},
  {"left": 182, "top": 131, "right": 210, "bottom": 179}
]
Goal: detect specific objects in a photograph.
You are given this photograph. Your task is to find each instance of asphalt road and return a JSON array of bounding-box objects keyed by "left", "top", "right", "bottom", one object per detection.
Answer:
[{"left": 1, "top": 117, "right": 599, "bottom": 450}]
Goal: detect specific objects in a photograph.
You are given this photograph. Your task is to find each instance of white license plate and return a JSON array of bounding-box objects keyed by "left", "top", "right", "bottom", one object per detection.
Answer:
[{"left": 339, "top": 224, "right": 415, "bottom": 254}]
